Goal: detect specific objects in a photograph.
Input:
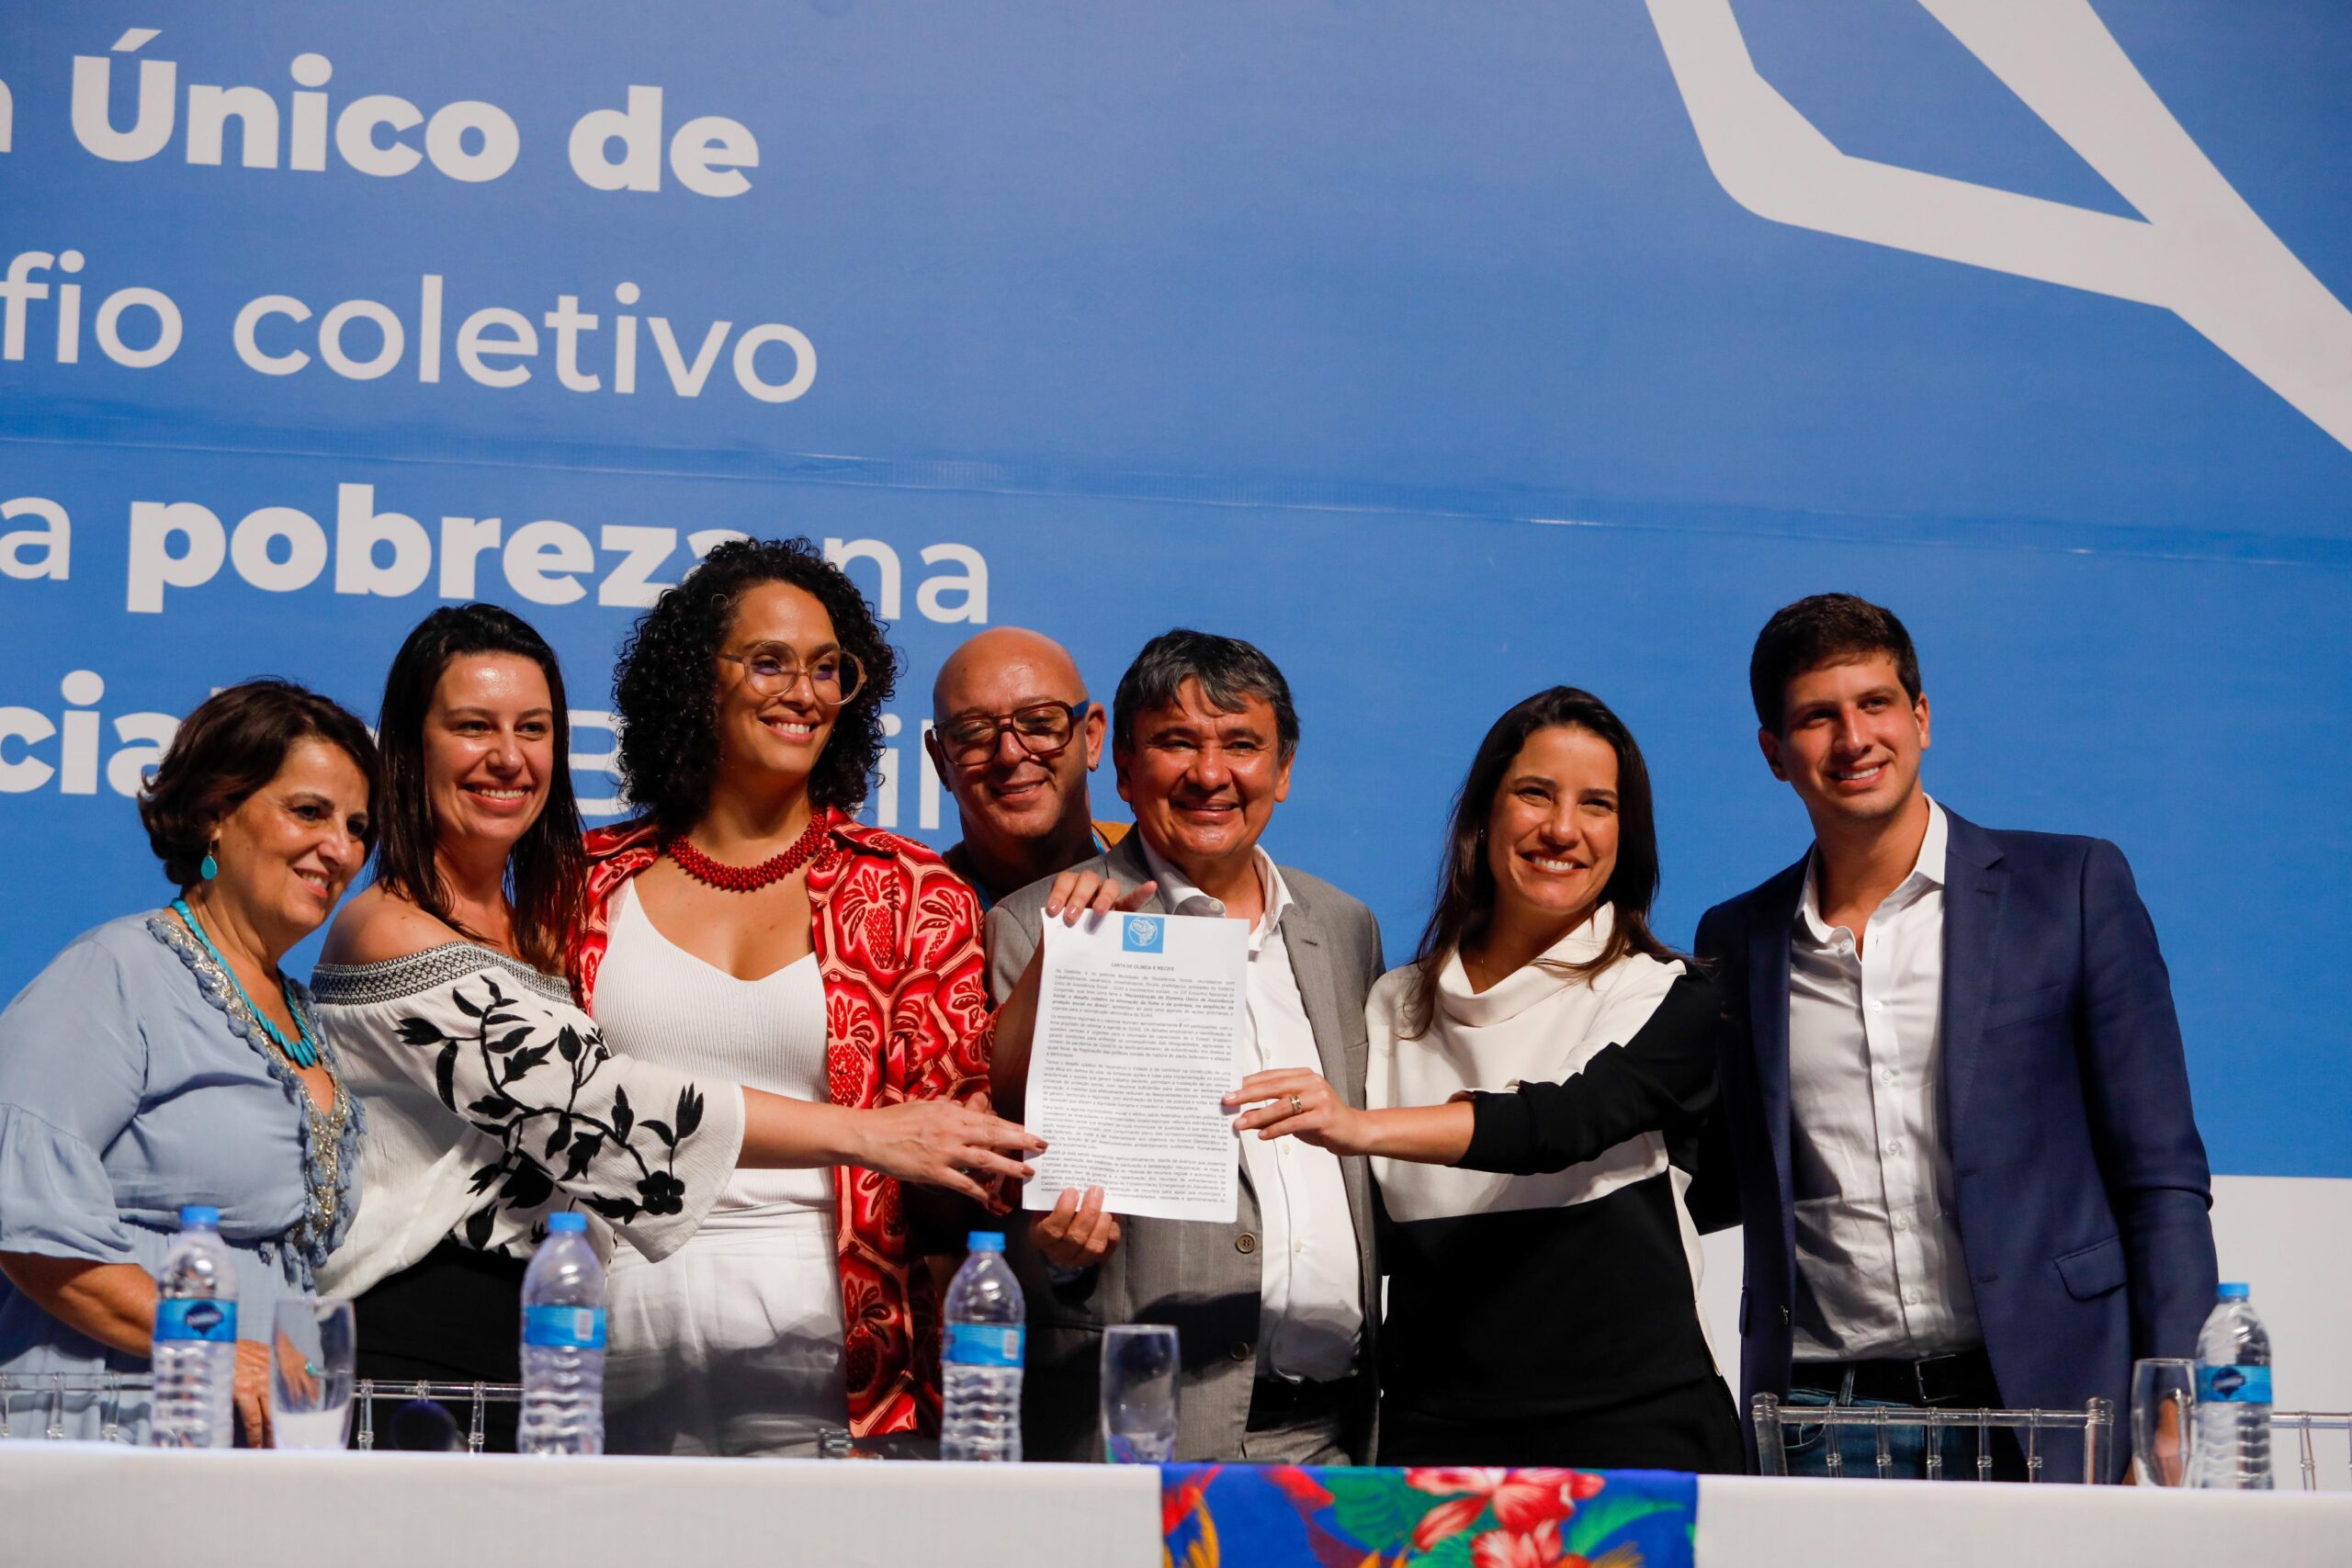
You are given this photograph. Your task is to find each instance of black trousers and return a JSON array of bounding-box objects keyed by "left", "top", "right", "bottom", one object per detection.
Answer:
[
  {"left": 1379, "top": 1375, "right": 1747, "bottom": 1472},
  {"left": 352, "top": 1242, "right": 528, "bottom": 1453}
]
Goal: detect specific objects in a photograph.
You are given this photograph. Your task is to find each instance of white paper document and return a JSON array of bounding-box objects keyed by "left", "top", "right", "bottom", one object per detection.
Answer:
[{"left": 1022, "top": 909, "right": 1247, "bottom": 1223}]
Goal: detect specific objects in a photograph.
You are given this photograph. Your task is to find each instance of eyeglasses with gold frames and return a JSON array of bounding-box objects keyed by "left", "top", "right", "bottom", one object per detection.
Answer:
[{"left": 717, "top": 645, "right": 866, "bottom": 708}]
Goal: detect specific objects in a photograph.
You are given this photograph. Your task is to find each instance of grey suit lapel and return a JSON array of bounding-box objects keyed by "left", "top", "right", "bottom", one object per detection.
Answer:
[
  {"left": 1277, "top": 904, "right": 1363, "bottom": 1107},
  {"left": 1104, "top": 832, "right": 1168, "bottom": 913},
  {"left": 1272, "top": 886, "right": 1378, "bottom": 1315}
]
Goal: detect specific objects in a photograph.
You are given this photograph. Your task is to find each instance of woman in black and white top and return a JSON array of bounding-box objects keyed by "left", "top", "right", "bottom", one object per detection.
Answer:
[
  {"left": 1227, "top": 686, "right": 1742, "bottom": 1471},
  {"left": 313, "top": 604, "right": 1035, "bottom": 1449}
]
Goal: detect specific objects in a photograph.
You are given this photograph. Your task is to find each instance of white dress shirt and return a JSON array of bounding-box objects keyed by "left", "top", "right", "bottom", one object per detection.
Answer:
[
  {"left": 1786, "top": 798, "right": 1983, "bottom": 1360},
  {"left": 1141, "top": 840, "right": 1364, "bottom": 1383}
]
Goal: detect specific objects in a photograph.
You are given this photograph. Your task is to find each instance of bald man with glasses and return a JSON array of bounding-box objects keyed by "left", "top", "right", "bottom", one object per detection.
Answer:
[{"left": 928, "top": 627, "right": 1129, "bottom": 911}]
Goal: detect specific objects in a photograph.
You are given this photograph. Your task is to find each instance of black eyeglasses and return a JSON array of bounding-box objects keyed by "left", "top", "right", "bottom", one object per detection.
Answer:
[{"left": 936, "top": 701, "right": 1091, "bottom": 765}]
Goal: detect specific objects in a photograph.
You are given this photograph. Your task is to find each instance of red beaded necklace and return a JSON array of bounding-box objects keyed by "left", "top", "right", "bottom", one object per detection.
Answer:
[{"left": 665, "top": 816, "right": 832, "bottom": 892}]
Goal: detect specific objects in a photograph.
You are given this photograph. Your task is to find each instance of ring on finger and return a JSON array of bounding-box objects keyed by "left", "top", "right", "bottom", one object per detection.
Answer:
[{"left": 1290, "top": 1094, "right": 1305, "bottom": 1115}]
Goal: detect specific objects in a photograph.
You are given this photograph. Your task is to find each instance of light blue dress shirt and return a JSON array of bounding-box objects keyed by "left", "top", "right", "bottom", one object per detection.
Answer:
[{"left": 0, "top": 912, "right": 360, "bottom": 1440}]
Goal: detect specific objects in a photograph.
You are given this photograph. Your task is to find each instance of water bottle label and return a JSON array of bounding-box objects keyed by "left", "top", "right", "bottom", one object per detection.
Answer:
[
  {"left": 2198, "top": 1364, "right": 2271, "bottom": 1404},
  {"left": 524, "top": 1304, "right": 607, "bottom": 1350},
  {"left": 153, "top": 1299, "right": 237, "bottom": 1343},
  {"left": 944, "top": 1324, "right": 1023, "bottom": 1368}
]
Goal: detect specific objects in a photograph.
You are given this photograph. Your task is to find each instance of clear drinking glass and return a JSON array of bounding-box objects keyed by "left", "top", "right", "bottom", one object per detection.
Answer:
[
  {"left": 270, "top": 1297, "right": 356, "bottom": 1450},
  {"left": 1101, "top": 1324, "right": 1181, "bottom": 1463},
  {"left": 2132, "top": 1357, "right": 2198, "bottom": 1486}
]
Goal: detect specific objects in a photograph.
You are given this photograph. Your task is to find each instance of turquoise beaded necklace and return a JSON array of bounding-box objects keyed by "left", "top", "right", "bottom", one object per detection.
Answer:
[{"left": 170, "top": 897, "right": 322, "bottom": 1068}]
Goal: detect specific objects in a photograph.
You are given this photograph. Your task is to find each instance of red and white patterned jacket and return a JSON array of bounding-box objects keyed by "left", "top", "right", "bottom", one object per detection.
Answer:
[{"left": 571, "top": 809, "right": 998, "bottom": 1438}]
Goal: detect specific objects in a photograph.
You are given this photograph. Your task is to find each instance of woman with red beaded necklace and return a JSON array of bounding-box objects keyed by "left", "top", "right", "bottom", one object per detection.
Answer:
[{"left": 573, "top": 536, "right": 1056, "bottom": 1455}]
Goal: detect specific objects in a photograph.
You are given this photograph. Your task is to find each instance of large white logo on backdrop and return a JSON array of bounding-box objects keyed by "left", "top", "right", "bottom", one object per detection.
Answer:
[{"left": 1648, "top": 0, "right": 2352, "bottom": 453}]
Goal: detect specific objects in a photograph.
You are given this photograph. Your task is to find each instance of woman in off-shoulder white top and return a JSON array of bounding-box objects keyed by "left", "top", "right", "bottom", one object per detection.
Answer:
[{"left": 318, "top": 605, "right": 1039, "bottom": 1450}]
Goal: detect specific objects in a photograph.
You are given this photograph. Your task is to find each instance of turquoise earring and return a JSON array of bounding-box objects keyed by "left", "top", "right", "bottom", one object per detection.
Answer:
[{"left": 198, "top": 843, "right": 219, "bottom": 882}]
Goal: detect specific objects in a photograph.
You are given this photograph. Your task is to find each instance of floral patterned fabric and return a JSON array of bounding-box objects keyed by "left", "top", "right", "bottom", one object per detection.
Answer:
[
  {"left": 1159, "top": 1464, "right": 1696, "bottom": 1568},
  {"left": 312, "top": 942, "right": 743, "bottom": 1286},
  {"left": 572, "top": 809, "right": 1001, "bottom": 1438}
]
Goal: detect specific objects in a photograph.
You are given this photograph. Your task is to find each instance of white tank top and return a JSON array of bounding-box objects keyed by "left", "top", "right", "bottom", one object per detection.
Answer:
[{"left": 592, "top": 880, "right": 833, "bottom": 1216}]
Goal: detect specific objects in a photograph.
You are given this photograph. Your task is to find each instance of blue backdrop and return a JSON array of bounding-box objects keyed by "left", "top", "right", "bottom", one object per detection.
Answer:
[{"left": 0, "top": 2, "right": 2345, "bottom": 1180}]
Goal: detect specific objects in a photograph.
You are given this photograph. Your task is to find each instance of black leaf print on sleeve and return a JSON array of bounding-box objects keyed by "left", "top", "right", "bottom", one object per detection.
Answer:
[
  {"left": 452, "top": 989, "right": 483, "bottom": 1019},
  {"left": 611, "top": 1087, "right": 633, "bottom": 1142},
  {"left": 435, "top": 1043, "right": 459, "bottom": 1111},
  {"left": 395, "top": 1016, "right": 446, "bottom": 1046},
  {"left": 499, "top": 1161, "right": 554, "bottom": 1210},
  {"left": 502, "top": 1043, "right": 553, "bottom": 1083},
  {"left": 641, "top": 1120, "right": 675, "bottom": 1150},
  {"left": 676, "top": 1087, "right": 705, "bottom": 1141},
  {"left": 562, "top": 1133, "right": 604, "bottom": 1179},
  {"left": 463, "top": 1206, "right": 496, "bottom": 1251}
]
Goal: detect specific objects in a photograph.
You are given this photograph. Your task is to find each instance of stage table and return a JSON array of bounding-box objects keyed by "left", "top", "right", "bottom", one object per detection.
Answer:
[
  {"left": 4, "top": 1446, "right": 2347, "bottom": 1567},
  {"left": 0, "top": 1443, "right": 1162, "bottom": 1568}
]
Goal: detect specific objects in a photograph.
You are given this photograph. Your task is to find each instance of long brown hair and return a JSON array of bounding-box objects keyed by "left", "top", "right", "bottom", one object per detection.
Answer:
[
  {"left": 370, "top": 604, "right": 584, "bottom": 973},
  {"left": 1403, "top": 686, "right": 1679, "bottom": 1036}
]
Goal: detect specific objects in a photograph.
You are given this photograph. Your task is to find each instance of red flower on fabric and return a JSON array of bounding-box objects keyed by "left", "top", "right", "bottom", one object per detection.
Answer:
[
  {"left": 1472, "top": 1519, "right": 1587, "bottom": 1568},
  {"left": 1162, "top": 1466, "right": 1223, "bottom": 1535},
  {"left": 1407, "top": 1469, "right": 1605, "bottom": 1551},
  {"left": 1265, "top": 1465, "right": 1335, "bottom": 1512}
]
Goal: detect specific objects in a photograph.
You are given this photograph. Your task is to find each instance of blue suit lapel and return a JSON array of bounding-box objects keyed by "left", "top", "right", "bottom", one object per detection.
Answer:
[
  {"left": 1747, "top": 858, "right": 1806, "bottom": 1210},
  {"left": 1939, "top": 809, "right": 2007, "bottom": 1136}
]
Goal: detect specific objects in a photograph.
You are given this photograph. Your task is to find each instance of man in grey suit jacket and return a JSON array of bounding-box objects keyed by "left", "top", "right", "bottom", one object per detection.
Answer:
[{"left": 987, "top": 629, "right": 1384, "bottom": 1463}]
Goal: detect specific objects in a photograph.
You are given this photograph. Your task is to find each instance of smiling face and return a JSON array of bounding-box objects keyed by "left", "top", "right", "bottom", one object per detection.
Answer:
[
  {"left": 207, "top": 736, "right": 373, "bottom": 951},
  {"left": 424, "top": 652, "right": 555, "bottom": 860},
  {"left": 1484, "top": 724, "right": 1621, "bottom": 943},
  {"left": 1760, "top": 652, "right": 1931, "bottom": 832},
  {"left": 1114, "top": 680, "right": 1292, "bottom": 891},
  {"left": 928, "top": 628, "right": 1103, "bottom": 855},
  {"left": 712, "top": 579, "right": 842, "bottom": 797}
]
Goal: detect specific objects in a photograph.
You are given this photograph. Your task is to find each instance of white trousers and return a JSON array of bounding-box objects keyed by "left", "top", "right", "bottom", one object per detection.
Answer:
[{"left": 604, "top": 1207, "right": 847, "bottom": 1458}]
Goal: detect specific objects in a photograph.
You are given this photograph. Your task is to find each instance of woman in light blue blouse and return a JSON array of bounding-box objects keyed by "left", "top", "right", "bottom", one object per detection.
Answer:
[{"left": 0, "top": 680, "right": 377, "bottom": 1444}]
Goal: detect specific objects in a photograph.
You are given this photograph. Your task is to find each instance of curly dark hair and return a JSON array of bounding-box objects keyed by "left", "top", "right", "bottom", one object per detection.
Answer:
[
  {"left": 140, "top": 680, "right": 380, "bottom": 887},
  {"left": 614, "top": 536, "right": 901, "bottom": 836}
]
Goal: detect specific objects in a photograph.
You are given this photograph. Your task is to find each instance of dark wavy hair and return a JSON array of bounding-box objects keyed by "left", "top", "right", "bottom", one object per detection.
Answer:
[
  {"left": 1112, "top": 628, "right": 1299, "bottom": 760},
  {"left": 614, "top": 536, "right": 900, "bottom": 836},
  {"left": 1749, "top": 592, "right": 1922, "bottom": 734},
  {"left": 370, "top": 604, "right": 584, "bottom": 974},
  {"left": 1403, "top": 686, "right": 1679, "bottom": 1036},
  {"left": 140, "top": 680, "right": 379, "bottom": 887}
]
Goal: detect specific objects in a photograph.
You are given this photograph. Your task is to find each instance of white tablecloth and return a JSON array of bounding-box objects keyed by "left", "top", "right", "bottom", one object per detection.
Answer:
[
  {"left": 9, "top": 1445, "right": 2351, "bottom": 1568},
  {"left": 1696, "top": 1474, "right": 2352, "bottom": 1568},
  {"left": 0, "top": 1443, "right": 1163, "bottom": 1568}
]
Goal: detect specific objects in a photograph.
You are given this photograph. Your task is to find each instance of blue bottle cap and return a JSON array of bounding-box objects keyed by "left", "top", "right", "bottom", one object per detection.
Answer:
[
  {"left": 967, "top": 1231, "right": 1006, "bottom": 1253},
  {"left": 2218, "top": 1281, "right": 2250, "bottom": 1300},
  {"left": 179, "top": 1205, "right": 220, "bottom": 1227},
  {"left": 547, "top": 1212, "right": 588, "bottom": 1235}
]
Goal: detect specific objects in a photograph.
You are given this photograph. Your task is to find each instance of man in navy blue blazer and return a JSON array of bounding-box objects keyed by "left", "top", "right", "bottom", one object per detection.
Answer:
[{"left": 1694, "top": 594, "right": 2217, "bottom": 1482}]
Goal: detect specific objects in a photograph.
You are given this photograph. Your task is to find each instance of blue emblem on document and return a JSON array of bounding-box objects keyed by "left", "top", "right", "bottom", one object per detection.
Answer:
[{"left": 1122, "top": 914, "right": 1165, "bottom": 953}]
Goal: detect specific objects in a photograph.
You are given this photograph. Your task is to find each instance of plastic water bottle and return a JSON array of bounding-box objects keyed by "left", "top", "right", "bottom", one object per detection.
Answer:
[
  {"left": 939, "top": 1231, "right": 1024, "bottom": 1462},
  {"left": 2192, "top": 1281, "right": 2273, "bottom": 1489},
  {"left": 150, "top": 1204, "right": 238, "bottom": 1449},
  {"left": 518, "top": 1212, "right": 605, "bottom": 1455}
]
